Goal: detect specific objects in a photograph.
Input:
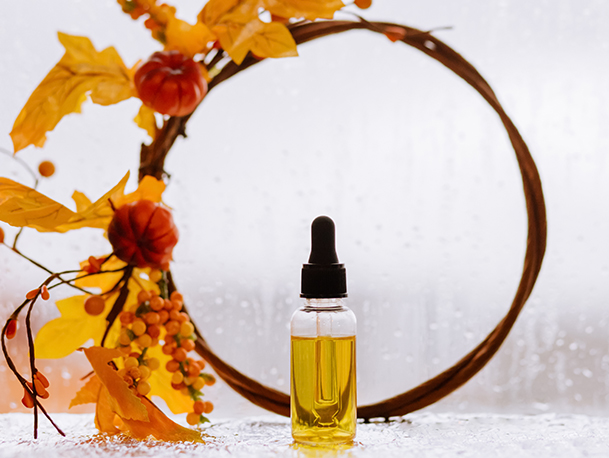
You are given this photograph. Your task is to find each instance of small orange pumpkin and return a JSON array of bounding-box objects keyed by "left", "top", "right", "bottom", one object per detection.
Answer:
[
  {"left": 134, "top": 50, "right": 207, "bottom": 117},
  {"left": 107, "top": 200, "right": 178, "bottom": 269}
]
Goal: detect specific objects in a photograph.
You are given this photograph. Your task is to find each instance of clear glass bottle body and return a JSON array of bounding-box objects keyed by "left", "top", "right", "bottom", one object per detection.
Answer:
[{"left": 290, "top": 298, "right": 357, "bottom": 445}]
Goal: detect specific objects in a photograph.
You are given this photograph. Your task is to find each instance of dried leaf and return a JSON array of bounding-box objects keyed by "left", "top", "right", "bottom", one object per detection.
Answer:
[
  {"left": 70, "top": 375, "right": 102, "bottom": 408},
  {"left": 0, "top": 172, "right": 128, "bottom": 233},
  {"left": 56, "top": 172, "right": 130, "bottom": 232},
  {"left": 134, "top": 104, "right": 158, "bottom": 140},
  {"left": 200, "top": 0, "right": 242, "bottom": 26},
  {"left": 0, "top": 177, "right": 78, "bottom": 231},
  {"left": 0, "top": 172, "right": 166, "bottom": 233},
  {"left": 120, "top": 396, "right": 203, "bottom": 442},
  {"left": 201, "top": 0, "right": 298, "bottom": 64},
  {"left": 214, "top": 19, "right": 297, "bottom": 64},
  {"left": 96, "top": 385, "right": 121, "bottom": 434},
  {"left": 118, "top": 175, "right": 166, "bottom": 206},
  {"left": 263, "top": 0, "right": 345, "bottom": 20},
  {"left": 247, "top": 21, "right": 298, "bottom": 60},
  {"left": 84, "top": 347, "right": 148, "bottom": 421},
  {"left": 71, "top": 191, "right": 93, "bottom": 213},
  {"left": 10, "top": 32, "right": 134, "bottom": 153},
  {"left": 165, "top": 16, "right": 216, "bottom": 58}
]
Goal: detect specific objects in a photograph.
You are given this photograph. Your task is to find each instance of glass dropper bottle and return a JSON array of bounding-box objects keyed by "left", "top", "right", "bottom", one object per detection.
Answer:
[{"left": 290, "top": 216, "right": 357, "bottom": 445}]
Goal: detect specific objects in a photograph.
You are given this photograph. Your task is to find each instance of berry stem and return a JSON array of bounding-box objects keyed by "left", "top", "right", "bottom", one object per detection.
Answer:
[{"left": 100, "top": 266, "right": 134, "bottom": 347}]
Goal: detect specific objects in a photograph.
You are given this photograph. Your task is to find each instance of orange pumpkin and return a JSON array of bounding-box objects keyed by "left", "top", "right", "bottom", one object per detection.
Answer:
[
  {"left": 107, "top": 200, "right": 178, "bottom": 269},
  {"left": 134, "top": 50, "right": 207, "bottom": 117}
]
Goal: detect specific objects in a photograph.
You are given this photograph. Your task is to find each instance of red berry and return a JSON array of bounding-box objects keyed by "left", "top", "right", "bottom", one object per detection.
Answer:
[
  {"left": 84, "top": 296, "right": 105, "bottom": 316},
  {"left": 38, "top": 161, "right": 55, "bottom": 177},
  {"left": 6, "top": 319, "right": 17, "bottom": 339}
]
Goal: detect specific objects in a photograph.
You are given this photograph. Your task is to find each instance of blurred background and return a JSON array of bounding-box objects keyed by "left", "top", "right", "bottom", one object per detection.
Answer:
[{"left": 0, "top": 0, "right": 608, "bottom": 418}]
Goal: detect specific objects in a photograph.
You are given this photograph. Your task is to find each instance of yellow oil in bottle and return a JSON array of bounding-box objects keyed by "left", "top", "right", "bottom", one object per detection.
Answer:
[{"left": 290, "top": 335, "right": 356, "bottom": 444}]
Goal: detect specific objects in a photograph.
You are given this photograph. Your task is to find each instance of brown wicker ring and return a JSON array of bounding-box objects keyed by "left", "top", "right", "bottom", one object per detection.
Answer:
[{"left": 179, "top": 19, "right": 548, "bottom": 421}]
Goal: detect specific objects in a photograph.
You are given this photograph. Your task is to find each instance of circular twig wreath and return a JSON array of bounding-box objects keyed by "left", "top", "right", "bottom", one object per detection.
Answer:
[{"left": 167, "top": 19, "right": 547, "bottom": 420}]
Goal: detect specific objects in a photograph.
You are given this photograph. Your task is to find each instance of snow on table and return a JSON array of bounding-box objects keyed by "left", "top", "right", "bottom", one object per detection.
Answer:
[{"left": 1, "top": 412, "right": 608, "bottom": 458}]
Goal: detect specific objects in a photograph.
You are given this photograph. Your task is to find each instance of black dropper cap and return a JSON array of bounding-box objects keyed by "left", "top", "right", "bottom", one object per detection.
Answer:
[{"left": 301, "top": 216, "right": 347, "bottom": 298}]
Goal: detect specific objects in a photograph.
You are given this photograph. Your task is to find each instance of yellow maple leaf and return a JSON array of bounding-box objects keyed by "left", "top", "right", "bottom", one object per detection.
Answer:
[
  {"left": 35, "top": 294, "right": 120, "bottom": 359},
  {"left": 263, "top": 0, "right": 345, "bottom": 20},
  {"left": 146, "top": 345, "right": 193, "bottom": 414},
  {"left": 35, "top": 255, "right": 159, "bottom": 359},
  {"left": 84, "top": 347, "right": 149, "bottom": 421},
  {"left": 165, "top": 16, "right": 216, "bottom": 58},
  {"left": 0, "top": 171, "right": 166, "bottom": 233},
  {"left": 201, "top": 0, "right": 298, "bottom": 64},
  {"left": 0, "top": 172, "right": 127, "bottom": 233},
  {"left": 0, "top": 177, "right": 79, "bottom": 232},
  {"left": 10, "top": 32, "right": 135, "bottom": 153}
]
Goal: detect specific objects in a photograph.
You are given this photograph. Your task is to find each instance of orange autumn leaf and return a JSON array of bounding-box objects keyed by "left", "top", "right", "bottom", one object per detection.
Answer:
[
  {"left": 120, "top": 396, "right": 203, "bottom": 442},
  {"left": 134, "top": 104, "right": 158, "bottom": 140},
  {"left": 70, "top": 374, "right": 119, "bottom": 434},
  {"left": 76, "top": 351, "right": 201, "bottom": 440},
  {"left": 165, "top": 16, "right": 216, "bottom": 58},
  {"left": 10, "top": 32, "right": 134, "bottom": 153},
  {"left": 96, "top": 385, "right": 121, "bottom": 434},
  {"left": 84, "top": 347, "right": 148, "bottom": 422},
  {"left": 117, "top": 174, "right": 166, "bottom": 206},
  {"left": 70, "top": 375, "right": 103, "bottom": 408}
]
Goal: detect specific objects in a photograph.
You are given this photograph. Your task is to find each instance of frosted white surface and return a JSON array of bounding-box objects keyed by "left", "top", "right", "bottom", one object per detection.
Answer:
[
  {"left": 0, "top": 0, "right": 608, "bottom": 418},
  {"left": 1, "top": 413, "right": 609, "bottom": 458}
]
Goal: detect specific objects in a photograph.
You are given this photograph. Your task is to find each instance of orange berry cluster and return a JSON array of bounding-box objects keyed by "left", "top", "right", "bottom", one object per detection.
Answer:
[
  {"left": 117, "top": 351, "right": 159, "bottom": 396},
  {"left": 117, "top": 287, "right": 215, "bottom": 424},
  {"left": 22, "top": 371, "right": 50, "bottom": 408},
  {"left": 160, "top": 290, "right": 216, "bottom": 425},
  {"left": 117, "top": 0, "right": 148, "bottom": 20},
  {"left": 116, "top": 0, "right": 176, "bottom": 44}
]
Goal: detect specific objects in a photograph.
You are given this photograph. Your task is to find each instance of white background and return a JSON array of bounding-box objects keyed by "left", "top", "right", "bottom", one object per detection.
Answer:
[{"left": 0, "top": 0, "right": 608, "bottom": 417}]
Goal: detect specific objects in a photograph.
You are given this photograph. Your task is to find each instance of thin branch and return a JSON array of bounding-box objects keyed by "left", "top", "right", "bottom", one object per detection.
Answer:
[{"left": 100, "top": 266, "right": 133, "bottom": 347}]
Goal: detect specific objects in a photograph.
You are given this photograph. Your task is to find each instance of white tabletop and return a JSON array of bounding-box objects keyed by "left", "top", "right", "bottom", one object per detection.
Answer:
[{"left": 1, "top": 412, "right": 608, "bottom": 458}]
